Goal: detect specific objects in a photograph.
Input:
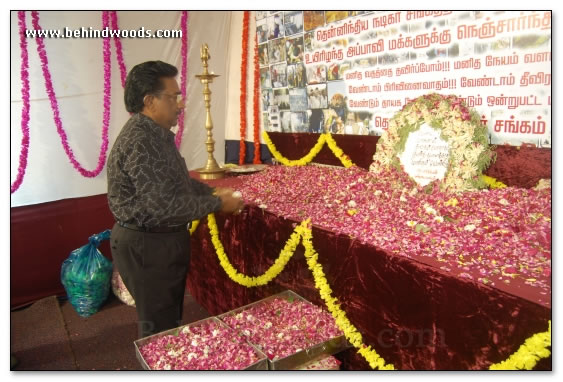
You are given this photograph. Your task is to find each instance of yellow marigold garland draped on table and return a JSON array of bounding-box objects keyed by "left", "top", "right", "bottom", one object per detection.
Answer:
[
  {"left": 488, "top": 320, "right": 551, "bottom": 370},
  {"left": 262, "top": 131, "right": 355, "bottom": 168}
]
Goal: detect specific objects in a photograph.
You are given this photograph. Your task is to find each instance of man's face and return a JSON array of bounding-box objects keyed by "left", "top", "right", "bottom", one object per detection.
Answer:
[{"left": 151, "top": 77, "right": 184, "bottom": 129}]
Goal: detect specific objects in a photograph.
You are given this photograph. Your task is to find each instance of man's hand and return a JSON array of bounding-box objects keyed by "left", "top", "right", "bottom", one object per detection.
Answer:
[
  {"left": 213, "top": 187, "right": 235, "bottom": 198},
  {"left": 218, "top": 192, "right": 244, "bottom": 215}
]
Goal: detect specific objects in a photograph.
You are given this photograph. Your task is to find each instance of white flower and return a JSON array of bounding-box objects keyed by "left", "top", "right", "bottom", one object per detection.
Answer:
[
  {"left": 264, "top": 322, "right": 272, "bottom": 329},
  {"left": 374, "top": 190, "right": 383, "bottom": 196},
  {"left": 243, "top": 330, "right": 251, "bottom": 336},
  {"left": 424, "top": 203, "right": 437, "bottom": 215},
  {"left": 212, "top": 329, "right": 219, "bottom": 337},
  {"left": 409, "top": 188, "right": 418, "bottom": 196},
  {"left": 191, "top": 340, "right": 198, "bottom": 346},
  {"left": 434, "top": 216, "right": 444, "bottom": 223},
  {"left": 182, "top": 326, "right": 191, "bottom": 334},
  {"left": 347, "top": 200, "right": 357, "bottom": 208},
  {"left": 163, "top": 364, "right": 171, "bottom": 370},
  {"left": 464, "top": 224, "right": 476, "bottom": 231},
  {"left": 400, "top": 195, "right": 407, "bottom": 202},
  {"left": 407, "top": 220, "right": 417, "bottom": 227},
  {"left": 277, "top": 332, "right": 284, "bottom": 339},
  {"left": 187, "top": 352, "right": 197, "bottom": 361},
  {"left": 499, "top": 198, "right": 510, "bottom": 206},
  {"left": 246, "top": 314, "right": 254, "bottom": 321}
]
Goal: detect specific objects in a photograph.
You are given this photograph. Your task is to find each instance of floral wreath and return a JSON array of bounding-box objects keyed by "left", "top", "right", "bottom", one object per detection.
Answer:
[{"left": 369, "top": 93, "right": 495, "bottom": 193}]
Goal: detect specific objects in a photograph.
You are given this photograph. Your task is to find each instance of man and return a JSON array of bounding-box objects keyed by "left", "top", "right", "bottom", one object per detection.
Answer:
[{"left": 107, "top": 61, "right": 243, "bottom": 339}]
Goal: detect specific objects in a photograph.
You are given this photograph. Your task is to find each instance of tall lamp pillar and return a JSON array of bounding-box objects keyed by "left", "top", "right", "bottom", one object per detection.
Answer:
[{"left": 195, "top": 43, "right": 226, "bottom": 179}]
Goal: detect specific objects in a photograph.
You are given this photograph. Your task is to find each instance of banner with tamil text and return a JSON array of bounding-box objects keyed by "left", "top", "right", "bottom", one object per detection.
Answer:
[{"left": 257, "top": 11, "right": 551, "bottom": 147}]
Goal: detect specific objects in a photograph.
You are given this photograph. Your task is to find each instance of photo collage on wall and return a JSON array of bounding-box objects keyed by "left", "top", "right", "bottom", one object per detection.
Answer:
[{"left": 257, "top": 11, "right": 374, "bottom": 135}]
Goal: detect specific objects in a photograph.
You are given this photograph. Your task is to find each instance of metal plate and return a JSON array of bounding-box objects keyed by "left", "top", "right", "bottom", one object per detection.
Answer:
[
  {"left": 226, "top": 164, "right": 268, "bottom": 174},
  {"left": 133, "top": 316, "right": 268, "bottom": 370},
  {"left": 217, "top": 290, "right": 351, "bottom": 370}
]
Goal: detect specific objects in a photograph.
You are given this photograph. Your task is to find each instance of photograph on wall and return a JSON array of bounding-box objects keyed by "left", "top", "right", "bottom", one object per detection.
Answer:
[
  {"left": 290, "top": 111, "right": 309, "bottom": 132},
  {"left": 268, "top": 38, "right": 286, "bottom": 64},
  {"left": 262, "top": 112, "right": 270, "bottom": 131},
  {"left": 303, "top": 30, "right": 325, "bottom": 51},
  {"left": 324, "top": 81, "right": 348, "bottom": 134},
  {"left": 267, "top": 14, "right": 284, "bottom": 40},
  {"left": 289, "top": 88, "right": 308, "bottom": 112},
  {"left": 307, "top": 83, "right": 328, "bottom": 109},
  {"left": 267, "top": 105, "right": 281, "bottom": 132},
  {"left": 304, "top": 11, "right": 325, "bottom": 31},
  {"left": 307, "top": 109, "right": 325, "bottom": 133},
  {"left": 260, "top": 67, "right": 272, "bottom": 89},
  {"left": 306, "top": 64, "right": 327, "bottom": 84},
  {"left": 343, "top": 111, "right": 371, "bottom": 135},
  {"left": 283, "top": 11, "right": 303, "bottom": 36},
  {"left": 258, "top": 43, "right": 269, "bottom": 67},
  {"left": 261, "top": 89, "right": 273, "bottom": 112},
  {"left": 270, "top": 62, "right": 288, "bottom": 88},
  {"left": 285, "top": 36, "right": 304, "bottom": 64},
  {"left": 304, "top": 31, "right": 314, "bottom": 51},
  {"left": 287, "top": 63, "right": 307, "bottom": 88},
  {"left": 327, "top": 61, "right": 351, "bottom": 81},
  {"left": 256, "top": 18, "right": 268, "bottom": 44},
  {"left": 325, "top": 11, "right": 348, "bottom": 24},
  {"left": 256, "top": 11, "right": 267, "bottom": 20},
  {"left": 273, "top": 88, "right": 290, "bottom": 110},
  {"left": 280, "top": 111, "right": 292, "bottom": 133},
  {"left": 513, "top": 34, "right": 551, "bottom": 49}
]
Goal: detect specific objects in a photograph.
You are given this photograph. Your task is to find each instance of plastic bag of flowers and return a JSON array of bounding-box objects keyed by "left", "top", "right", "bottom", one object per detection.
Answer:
[{"left": 60, "top": 229, "right": 113, "bottom": 317}]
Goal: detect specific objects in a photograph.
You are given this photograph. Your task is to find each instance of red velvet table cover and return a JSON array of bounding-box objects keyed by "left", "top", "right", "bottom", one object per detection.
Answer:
[{"left": 187, "top": 172, "right": 551, "bottom": 370}]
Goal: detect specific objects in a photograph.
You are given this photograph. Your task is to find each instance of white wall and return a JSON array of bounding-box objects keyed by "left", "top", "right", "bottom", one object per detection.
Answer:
[{"left": 10, "top": 11, "right": 232, "bottom": 207}]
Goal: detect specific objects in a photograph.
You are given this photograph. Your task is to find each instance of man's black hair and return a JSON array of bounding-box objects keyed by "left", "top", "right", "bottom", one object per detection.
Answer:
[{"left": 124, "top": 61, "right": 178, "bottom": 113}]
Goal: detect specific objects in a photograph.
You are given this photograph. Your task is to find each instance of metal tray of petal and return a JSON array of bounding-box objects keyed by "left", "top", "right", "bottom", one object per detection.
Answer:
[
  {"left": 217, "top": 290, "right": 351, "bottom": 370},
  {"left": 134, "top": 316, "right": 268, "bottom": 370}
]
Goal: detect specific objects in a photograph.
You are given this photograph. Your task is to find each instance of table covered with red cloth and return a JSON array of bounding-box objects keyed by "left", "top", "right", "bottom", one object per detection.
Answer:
[{"left": 186, "top": 170, "right": 550, "bottom": 370}]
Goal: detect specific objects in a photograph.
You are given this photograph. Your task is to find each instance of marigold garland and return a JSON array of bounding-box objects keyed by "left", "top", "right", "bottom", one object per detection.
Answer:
[
  {"left": 263, "top": 131, "right": 355, "bottom": 168},
  {"left": 239, "top": 11, "right": 250, "bottom": 165},
  {"left": 481, "top": 174, "right": 507, "bottom": 189},
  {"left": 297, "top": 221, "right": 394, "bottom": 370},
  {"left": 189, "top": 219, "right": 200, "bottom": 235},
  {"left": 252, "top": 29, "right": 262, "bottom": 164},
  {"left": 489, "top": 320, "right": 551, "bottom": 370},
  {"left": 324, "top": 133, "right": 354, "bottom": 168},
  {"left": 207, "top": 213, "right": 302, "bottom": 287}
]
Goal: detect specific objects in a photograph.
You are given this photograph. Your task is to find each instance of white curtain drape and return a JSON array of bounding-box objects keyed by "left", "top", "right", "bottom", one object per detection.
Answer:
[{"left": 10, "top": 10, "right": 232, "bottom": 207}]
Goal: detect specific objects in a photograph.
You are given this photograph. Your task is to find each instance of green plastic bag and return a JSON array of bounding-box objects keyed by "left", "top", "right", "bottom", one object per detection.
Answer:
[{"left": 60, "top": 230, "right": 112, "bottom": 317}]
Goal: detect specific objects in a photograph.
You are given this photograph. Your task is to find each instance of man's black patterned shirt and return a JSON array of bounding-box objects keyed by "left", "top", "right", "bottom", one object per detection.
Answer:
[{"left": 107, "top": 113, "right": 221, "bottom": 227}]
